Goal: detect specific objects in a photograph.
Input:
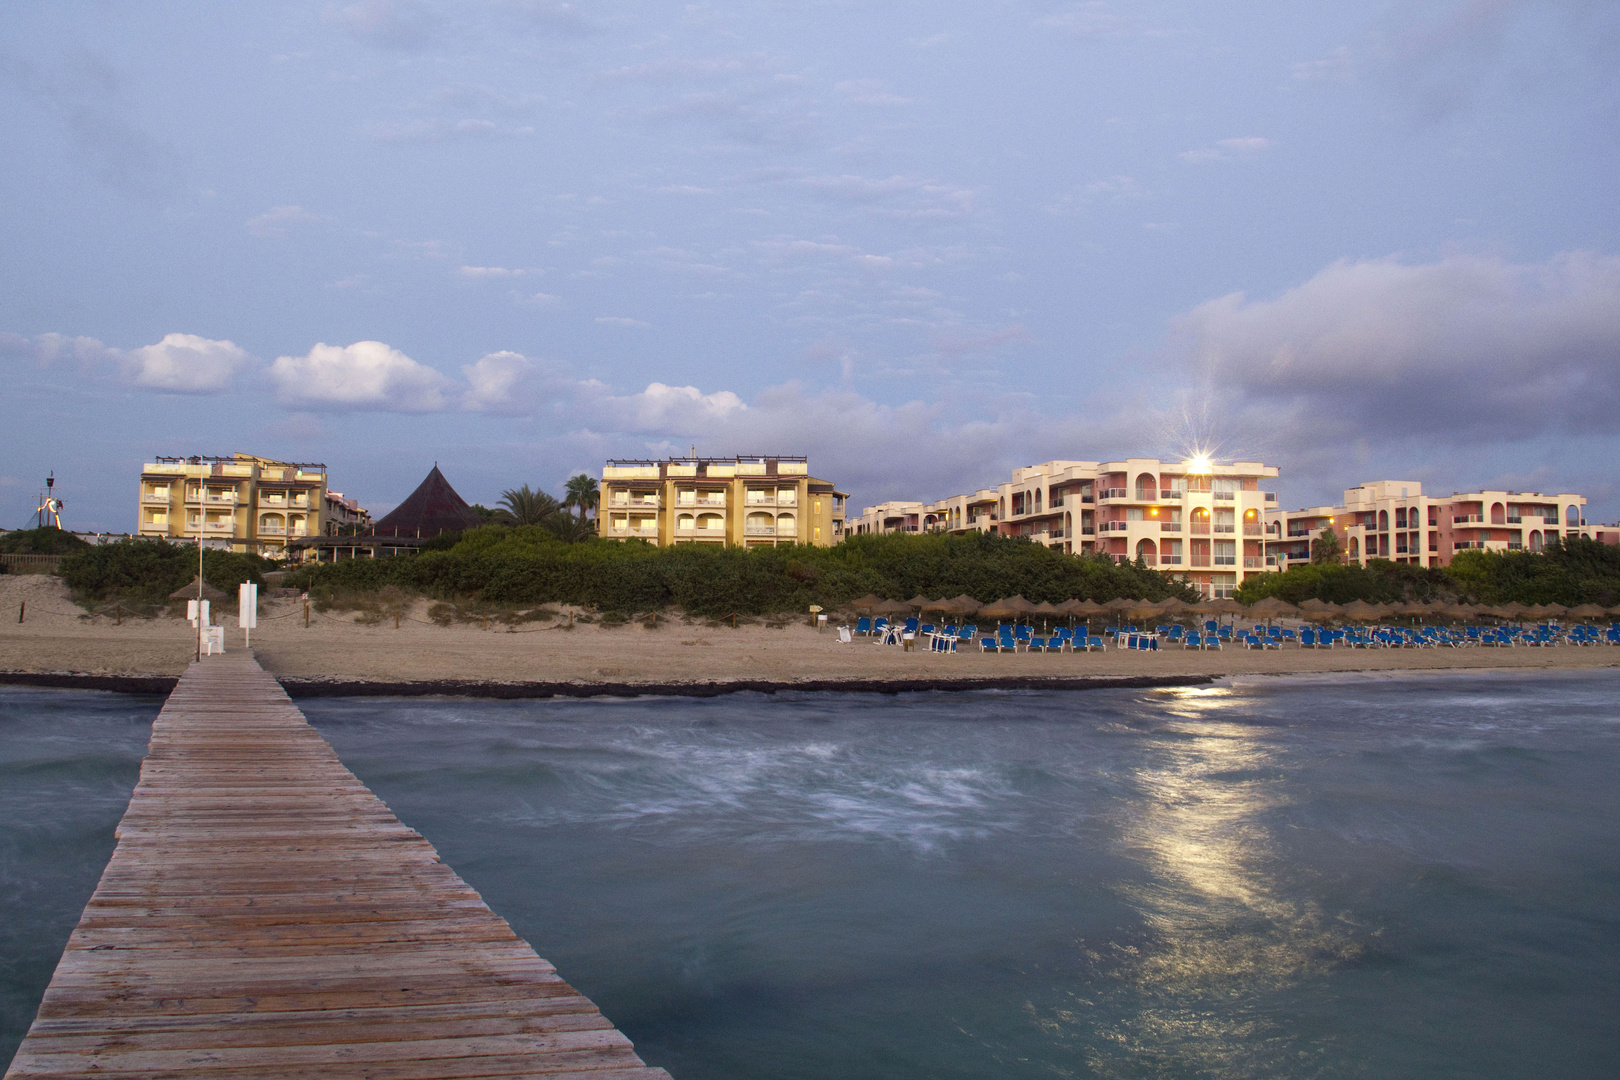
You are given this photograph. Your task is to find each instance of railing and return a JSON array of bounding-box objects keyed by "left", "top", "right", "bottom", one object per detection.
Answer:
[
  {"left": 1214, "top": 524, "right": 1234, "bottom": 533},
  {"left": 1287, "top": 551, "right": 1309, "bottom": 560},
  {"left": 1099, "top": 520, "right": 1130, "bottom": 532},
  {"left": 1079, "top": 495, "right": 1094, "bottom": 504},
  {"left": 1243, "top": 524, "right": 1262, "bottom": 536},
  {"left": 1134, "top": 490, "right": 1156, "bottom": 502},
  {"left": 0, "top": 553, "right": 62, "bottom": 573},
  {"left": 1160, "top": 489, "right": 1179, "bottom": 500},
  {"left": 257, "top": 525, "right": 284, "bottom": 535},
  {"left": 677, "top": 497, "right": 727, "bottom": 508},
  {"left": 1049, "top": 529, "right": 1064, "bottom": 539},
  {"left": 1081, "top": 526, "right": 1095, "bottom": 535},
  {"left": 1287, "top": 530, "right": 1311, "bottom": 537},
  {"left": 1100, "top": 488, "right": 1129, "bottom": 500},
  {"left": 1214, "top": 556, "right": 1236, "bottom": 566},
  {"left": 1243, "top": 556, "right": 1263, "bottom": 568},
  {"left": 1454, "top": 514, "right": 1483, "bottom": 524},
  {"left": 1507, "top": 542, "right": 1524, "bottom": 550},
  {"left": 1266, "top": 556, "right": 1280, "bottom": 566},
  {"left": 1506, "top": 515, "right": 1522, "bottom": 524},
  {"left": 1160, "top": 554, "right": 1182, "bottom": 565},
  {"left": 1137, "top": 556, "right": 1156, "bottom": 566},
  {"left": 610, "top": 496, "right": 660, "bottom": 508},
  {"left": 141, "top": 493, "right": 170, "bottom": 503},
  {"left": 1213, "top": 491, "right": 1234, "bottom": 500},
  {"left": 1191, "top": 556, "right": 1211, "bottom": 568},
  {"left": 1453, "top": 541, "right": 1483, "bottom": 549},
  {"left": 1264, "top": 492, "right": 1277, "bottom": 502},
  {"left": 1160, "top": 522, "right": 1181, "bottom": 532},
  {"left": 745, "top": 525, "right": 776, "bottom": 535},
  {"left": 1190, "top": 523, "right": 1210, "bottom": 535}
]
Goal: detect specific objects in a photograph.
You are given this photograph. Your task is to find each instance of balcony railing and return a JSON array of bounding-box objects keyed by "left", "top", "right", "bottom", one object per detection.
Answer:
[
  {"left": 1213, "top": 491, "right": 1235, "bottom": 501},
  {"left": 676, "top": 497, "right": 727, "bottom": 508},
  {"left": 1079, "top": 495, "right": 1094, "bottom": 504},
  {"left": 1243, "top": 524, "right": 1263, "bottom": 536},
  {"left": 610, "top": 496, "right": 661, "bottom": 508},
  {"left": 1190, "top": 523, "right": 1210, "bottom": 535},
  {"left": 1506, "top": 515, "right": 1522, "bottom": 523},
  {"left": 1134, "top": 490, "right": 1156, "bottom": 502},
  {"left": 1264, "top": 492, "right": 1277, "bottom": 502},
  {"left": 1160, "top": 489, "right": 1179, "bottom": 500},
  {"left": 1100, "top": 488, "right": 1129, "bottom": 500},
  {"left": 141, "top": 493, "right": 170, "bottom": 503},
  {"left": 1454, "top": 514, "right": 1483, "bottom": 524},
  {"left": 1243, "top": 556, "right": 1263, "bottom": 568},
  {"left": 745, "top": 525, "right": 776, "bottom": 535},
  {"left": 1099, "top": 520, "right": 1130, "bottom": 532},
  {"left": 1214, "top": 524, "right": 1235, "bottom": 533},
  {"left": 1160, "top": 522, "right": 1182, "bottom": 532},
  {"left": 1160, "top": 554, "right": 1182, "bottom": 565},
  {"left": 1214, "top": 556, "right": 1236, "bottom": 566},
  {"left": 1191, "top": 557, "right": 1211, "bottom": 568},
  {"left": 1081, "top": 526, "right": 1095, "bottom": 535},
  {"left": 1288, "top": 551, "right": 1309, "bottom": 560}
]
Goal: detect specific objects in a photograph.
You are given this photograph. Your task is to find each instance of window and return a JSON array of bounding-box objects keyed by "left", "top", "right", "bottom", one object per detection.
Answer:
[{"left": 1395, "top": 507, "right": 1407, "bottom": 529}]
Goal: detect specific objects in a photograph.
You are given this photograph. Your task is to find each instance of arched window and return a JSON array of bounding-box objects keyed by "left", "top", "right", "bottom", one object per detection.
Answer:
[
  {"left": 1135, "top": 538, "right": 1157, "bottom": 563},
  {"left": 1395, "top": 507, "right": 1407, "bottom": 529},
  {"left": 678, "top": 513, "right": 695, "bottom": 531},
  {"left": 1567, "top": 505, "right": 1580, "bottom": 525},
  {"left": 776, "top": 513, "right": 797, "bottom": 536},
  {"left": 1134, "top": 472, "right": 1157, "bottom": 499},
  {"left": 1529, "top": 530, "right": 1543, "bottom": 552},
  {"left": 1491, "top": 502, "right": 1506, "bottom": 525},
  {"left": 1348, "top": 537, "right": 1360, "bottom": 557},
  {"left": 1378, "top": 510, "right": 1388, "bottom": 531}
]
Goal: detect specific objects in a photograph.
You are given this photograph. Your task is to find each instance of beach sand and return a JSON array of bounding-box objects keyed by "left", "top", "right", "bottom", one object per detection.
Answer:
[{"left": 2, "top": 575, "right": 1616, "bottom": 692}]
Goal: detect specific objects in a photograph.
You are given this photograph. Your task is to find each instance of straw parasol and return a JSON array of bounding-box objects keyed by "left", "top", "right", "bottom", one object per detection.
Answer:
[
  {"left": 1298, "top": 598, "right": 1342, "bottom": 622},
  {"left": 1528, "top": 602, "right": 1567, "bottom": 619},
  {"left": 1124, "top": 600, "right": 1162, "bottom": 623},
  {"left": 946, "top": 594, "right": 982, "bottom": 617},
  {"left": 849, "top": 593, "right": 884, "bottom": 612},
  {"left": 1030, "top": 599, "right": 1061, "bottom": 629},
  {"left": 920, "top": 597, "right": 954, "bottom": 614},
  {"left": 170, "top": 577, "right": 229, "bottom": 604},
  {"left": 1340, "top": 599, "right": 1386, "bottom": 622},
  {"left": 1103, "top": 597, "right": 1138, "bottom": 616},
  {"left": 976, "top": 597, "right": 1019, "bottom": 621},
  {"left": 1438, "top": 603, "right": 1478, "bottom": 623},
  {"left": 1567, "top": 603, "right": 1606, "bottom": 621},
  {"left": 1003, "top": 594, "right": 1038, "bottom": 616},
  {"left": 1246, "top": 596, "right": 1300, "bottom": 624},
  {"left": 900, "top": 594, "right": 934, "bottom": 611},
  {"left": 1197, "top": 597, "right": 1245, "bottom": 617},
  {"left": 872, "top": 598, "right": 911, "bottom": 616},
  {"left": 1060, "top": 598, "right": 1104, "bottom": 615},
  {"left": 1153, "top": 596, "right": 1195, "bottom": 616}
]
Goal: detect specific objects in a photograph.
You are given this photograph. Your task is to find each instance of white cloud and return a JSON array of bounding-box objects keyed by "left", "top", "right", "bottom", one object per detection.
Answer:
[
  {"left": 459, "top": 265, "right": 526, "bottom": 279},
  {"left": 246, "top": 205, "right": 319, "bottom": 238},
  {"left": 269, "top": 340, "right": 451, "bottom": 411},
  {"left": 1292, "top": 47, "right": 1353, "bottom": 82},
  {"left": 122, "top": 333, "right": 251, "bottom": 392},
  {"left": 595, "top": 316, "right": 650, "bottom": 327},
  {"left": 834, "top": 79, "right": 912, "bottom": 106},
  {"left": 1180, "top": 137, "right": 1271, "bottom": 163}
]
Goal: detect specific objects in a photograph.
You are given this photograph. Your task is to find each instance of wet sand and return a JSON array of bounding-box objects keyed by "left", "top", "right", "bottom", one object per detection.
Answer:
[{"left": 2, "top": 576, "right": 1616, "bottom": 694}]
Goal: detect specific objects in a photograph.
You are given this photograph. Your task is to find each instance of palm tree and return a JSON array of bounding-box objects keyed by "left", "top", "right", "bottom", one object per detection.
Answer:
[
  {"left": 496, "top": 485, "right": 561, "bottom": 526},
  {"left": 563, "top": 474, "right": 599, "bottom": 522}
]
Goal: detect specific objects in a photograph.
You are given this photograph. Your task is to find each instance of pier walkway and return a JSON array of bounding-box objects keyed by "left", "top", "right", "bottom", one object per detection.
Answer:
[{"left": 6, "top": 652, "right": 670, "bottom": 1079}]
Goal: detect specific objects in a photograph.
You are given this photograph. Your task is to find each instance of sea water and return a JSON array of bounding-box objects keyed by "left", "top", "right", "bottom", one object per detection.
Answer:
[{"left": 4, "top": 673, "right": 1618, "bottom": 1078}]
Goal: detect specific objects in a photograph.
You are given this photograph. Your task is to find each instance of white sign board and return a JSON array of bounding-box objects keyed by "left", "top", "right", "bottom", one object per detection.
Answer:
[
  {"left": 187, "top": 599, "right": 210, "bottom": 627},
  {"left": 238, "top": 583, "right": 258, "bottom": 629}
]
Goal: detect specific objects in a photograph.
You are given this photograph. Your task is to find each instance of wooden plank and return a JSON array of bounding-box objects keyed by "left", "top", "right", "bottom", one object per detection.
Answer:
[{"left": 5, "top": 652, "right": 671, "bottom": 1080}]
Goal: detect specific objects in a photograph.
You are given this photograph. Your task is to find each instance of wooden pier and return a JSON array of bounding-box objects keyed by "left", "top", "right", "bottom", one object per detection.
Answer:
[{"left": 5, "top": 652, "right": 670, "bottom": 1079}]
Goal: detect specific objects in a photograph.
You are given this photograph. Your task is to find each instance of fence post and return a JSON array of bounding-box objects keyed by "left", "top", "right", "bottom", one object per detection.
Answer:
[
  {"left": 304, "top": 599, "right": 310, "bottom": 628},
  {"left": 17, "top": 601, "right": 24, "bottom": 624}
]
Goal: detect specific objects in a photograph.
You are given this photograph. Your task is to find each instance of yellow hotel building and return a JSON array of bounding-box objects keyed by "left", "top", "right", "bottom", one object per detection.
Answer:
[
  {"left": 599, "top": 455, "right": 848, "bottom": 547},
  {"left": 137, "top": 453, "right": 363, "bottom": 559}
]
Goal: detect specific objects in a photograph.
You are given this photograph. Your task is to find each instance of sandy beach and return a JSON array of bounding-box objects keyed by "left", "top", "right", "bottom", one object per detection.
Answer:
[{"left": 2, "top": 574, "right": 1617, "bottom": 693}]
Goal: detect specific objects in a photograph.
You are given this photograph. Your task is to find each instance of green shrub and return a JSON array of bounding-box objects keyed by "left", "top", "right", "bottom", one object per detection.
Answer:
[
  {"left": 291, "top": 527, "right": 1197, "bottom": 615},
  {"left": 0, "top": 527, "right": 89, "bottom": 555},
  {"left": 58, "top": 539, "right": 270, "bottom": 604}
]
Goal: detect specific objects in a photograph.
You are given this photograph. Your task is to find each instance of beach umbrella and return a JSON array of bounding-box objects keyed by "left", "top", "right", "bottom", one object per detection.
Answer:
[
  {"left": 1057, "top": 598, "right": 1103, "bottom": 627},
  {"left": 1298, "top": 598, "right": 1342, "bottom": 623},
  {"left": 849, "top": 593, "right": 884, "bottom": 612},
  {"left": 1031, "top": 599, "right": 1061, "bottom": 629},
  {"left": 1153, "top": 597, "right": 1194, "bottom": 615},
  {"left": 1246, "top": 595, "right": 1300, "bottom": 626},
  {"left": 945, "top": 594, "right": 982, "bottom": 618},
  {"left": 1438, "top": 604, "right": 1477, "bottom": 624},
  {"left": 169, "top": 577, "right": 229, "bottom": 604},
  {"left": 1528, "top": 602, "right": 1567, "bottom": 620},
  {"left": 900, "top": 594, "right": 933, "bottom": 611},
  {"left": 920, "top": 597, "right": 954, "bottom": 614},
  {"left": 1340, "top": 599, "right": 1385, "bottom": 622},
  {"left": 1004, "top": 594, "right": 1038, "bottom": 615},
  {"left": 872, "top": 598, "right": 910, "bottom": 616},
  {"left": 1567, "top": 603, "right": 1606, "bottom": 621},
  {"left": 976, "top": 597, "right": 1019, "bottom": 621}
]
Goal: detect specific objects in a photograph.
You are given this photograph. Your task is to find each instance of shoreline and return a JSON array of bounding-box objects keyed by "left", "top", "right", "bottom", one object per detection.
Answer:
[{"left": 0, "top": 669, "right": 1218, "bottom": 699}]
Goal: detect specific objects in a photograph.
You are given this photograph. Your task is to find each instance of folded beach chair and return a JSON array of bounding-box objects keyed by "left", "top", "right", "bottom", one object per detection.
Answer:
[{"left": 837, "top": 625, "right": 853, "bottom": 644}]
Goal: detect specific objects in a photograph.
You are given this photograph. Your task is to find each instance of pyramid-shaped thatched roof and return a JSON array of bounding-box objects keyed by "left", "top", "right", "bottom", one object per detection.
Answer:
[{"left": 371, "top": 465, "right": 483, "bottom": 538}]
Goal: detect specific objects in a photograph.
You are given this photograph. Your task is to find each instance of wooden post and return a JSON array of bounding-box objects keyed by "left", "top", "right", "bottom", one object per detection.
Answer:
[
  {"left": 16, "top": 601, "right": 23, "bottom": 624},
  {"left": 304, "top": 599, "right": 310, "bottom": 628},
  {"left": 482, "top": 614, "right": 488, "bottom": 632}
]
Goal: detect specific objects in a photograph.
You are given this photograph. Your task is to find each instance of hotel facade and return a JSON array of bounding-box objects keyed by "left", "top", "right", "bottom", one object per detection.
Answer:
[
  {"left": 852, "top": 458, "right": 1282, "bottom": 598},
  {"left": 598, "top": 455, "right": 848, "bottom": 548},
  {"left": 137, "top": 453, "right": 369, "bottom": 559},
  {"left": 1264, "top": 481, "right": 1595, "bottom": 569}
]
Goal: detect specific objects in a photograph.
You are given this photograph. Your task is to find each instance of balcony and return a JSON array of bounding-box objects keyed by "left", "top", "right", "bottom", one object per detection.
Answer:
[
  {"left": 1099, "top": 488, "right": 1129, "bottom": 501},
  {"left": 1213, "top": 491, "right": 1235, "bottom": 501},
  {"left": 1080, "top": 495, "right": 1094, "bottom": 504},
  {"left": 745, "top": 525, "right": 777, "bottom": 535},
  {"left": 1134, "top": 490, "right": 1157, "bottom": 503},
  {"left": 1081, "top": 526, "right": 1095, "bottom": 535},
  {"left": 1160, "top": 489, "right": 1180, "bottom": 500},
  {"left": 257, "top": 524, "right": 284, "bottom": 535},
  {"left": 1287, "top": 530, "right": 1312, "bottom": 538},
  {"left": 1454, "top": 514, "right": 1484, "bottom": 524},
  {"left": 610, "top": 495, "right": 661, "bottom": 509},
  {"left": 676, "top": 496, "right": 727, "bottom": 508},
  {"left": 1288, "top": 551, "right": 1309, "bottom": 560},
  {"left": 1190, "top": 523, "right": 1211, "bottom": 535},
  {"left": 1159, "top": 521, "right": 1182, "bottom": 532},
  {"left": 1160, "top": 554, "right": 1182, "bottom": 565},
  {"left": 1243, "top": 523, "right": 1262, "bottom": 536},
  {"left": 1214, "top": 556, "right": 1236, "bottom": 566},
  {"left": 1099, "top": 520, "right": 1130, "bottom": 532},
  {"left": 1214, "top": 524, "right": 1235, "bottom": 534},
  {"left": 1191, "top": 556, "right": 1211, "bottom": 568},
  {"left": 141, "top": 493, "right": 170, "bottom": 504},
  {"left": 1264, "top": 492, "right": 1277, "bottom": 502},
  {"left": 1506, "top": 515, "right": 1523, "bottom": 524},
  {"left": 1243, "top": 556, "right": 1263, "bottom": 568}
]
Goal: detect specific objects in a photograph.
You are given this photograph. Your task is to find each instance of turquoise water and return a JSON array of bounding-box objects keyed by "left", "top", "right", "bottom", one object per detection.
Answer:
[{"left": 4, "top": 673, "right": 1619, "bottom": 1077}]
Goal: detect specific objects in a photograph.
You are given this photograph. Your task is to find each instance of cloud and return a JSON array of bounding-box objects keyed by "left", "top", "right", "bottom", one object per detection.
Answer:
[
  {"left": 2, "top": 330, "right": 250, "bottom": 392},
  {"left": 1035, "top": 3, "right": 1137, "bottom": 39},
  {"left": 458, "top": 265, "right": 527, "bottom": 279},
  {"left": 365, "top": 118, "right": 532, "bottom": 142},
  {"left": 1180, "top": 137, "right": 1271, "bottom": 163},
  {"left": 1045, "top": 174, "right": 1145, "bottom": 214},
  {"left": 246, "top": 205, "right": 319, "bottom": 238},
  {"left": 269, "top": 340, "right": 451, "bottom": 411},
  {"left": 1169, "top": 251, "right": 1620, "bottom": 444},
  {"left": 791, "top": 173, "right": 976, "bottom": 220},
  {"left": 461, "top": 350, "right": 596, "bottom": 415},
  {"left": 834, "top": 79, "right": 912, "bottom": 106},
  {"left": 595, "top": 316, "right": 650, "bottom": 327},
  {"left": 122, "top": 333, "right": 251, "bottom": 392},
  {"left": 1292, "top": 46, "right": 1354, "bottom": 82},
  {"left": 931, "top": 325, "right": 1034, "bottom": 358},
  {"left": 328, "top": 0, "right": 438, "bottom": 49}
]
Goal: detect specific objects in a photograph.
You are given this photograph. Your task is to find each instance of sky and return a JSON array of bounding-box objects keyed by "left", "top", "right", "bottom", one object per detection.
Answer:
[{"left": 2, "top": 0, "right": 1618, "bottom": 530}]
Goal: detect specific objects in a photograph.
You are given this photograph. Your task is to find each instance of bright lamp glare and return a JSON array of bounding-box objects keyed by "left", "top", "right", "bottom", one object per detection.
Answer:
[{"left": 1187, "top": 454, "right": 1212, "bottom": 474}]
